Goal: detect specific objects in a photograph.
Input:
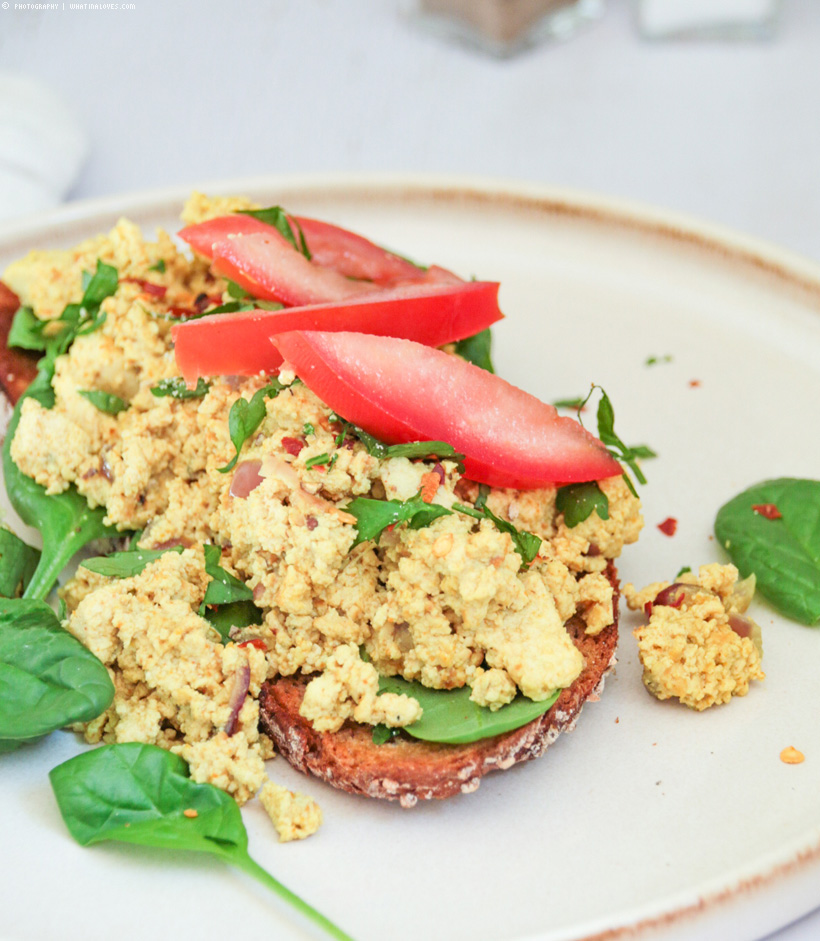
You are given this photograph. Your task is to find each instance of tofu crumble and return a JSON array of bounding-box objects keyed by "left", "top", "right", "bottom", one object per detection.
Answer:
[{"left": 4, "top": 193, "right": 644, "bottom": 832}]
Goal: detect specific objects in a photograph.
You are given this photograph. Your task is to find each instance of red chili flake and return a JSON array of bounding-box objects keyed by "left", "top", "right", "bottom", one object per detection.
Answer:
[
  {"left": 688, "top": 379, "right": 701, "bottom": 388},
  {"left": 238, "top": 639, "right": 267, "bottom": 651},
  {"left": 123, "top": 277, "right": 167, "bottom": 299},
  {"left": 281, "top": 436, "right": 305, "bottom": 457},
  {"left": 657, "top": 517, "right": 678, "bottom": 536},
  {"left": 752, "top": 503, "right": 782, "bottom": 520},
  {"left": 167, "top": 306, "right": 197, "bottom": 318}
]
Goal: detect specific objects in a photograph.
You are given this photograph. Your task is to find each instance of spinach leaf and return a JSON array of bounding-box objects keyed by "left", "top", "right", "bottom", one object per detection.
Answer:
[
  {"left": 346, "top": 492, "right": 452, "bottom": 548},
  {"left": 7, "top": 306, "right": 44, "bottom": 351},
  {"left": 454, "top": 327, "right": 495, "bottom": 373},
  {"left": 201, "top": 544, "right": 254, "bottom": 607},
  {"left": 2, "top": 370, "right": 121, "bottom": 601},
  {"left": 714, "top": 478, "right": 820, "bottom": 626},
  {"left": 218, "top": 378, "right": 291, "bottom": 473},
  {"left": 49, "top": 744, "right": 353, "bottom": 941},
  {"left": 81, "top": 545, "right": 183, "bottom": 578},
  {"left": 377, "top": 674, "right": 560, "bottom": 744},
  {"left": 0, "top": 528, "right": 40, "bottom": 598},
  {"left": 150, "top": 377, "right": 211, "bottom": 399},
  {"left": 238, "top": 207, "right": 311, "bottom": 259},
  {"left": 556, "top": 482, "right": 610, "bottom": 528},
  {"left": 0, "top": 598, "right": 113, "bottom": 742},
  {"left": 205, "top": 600, "right": 263, "bottom": 644},
  {"left": 78, "top": 389, "right": 128, "bottom": 415}
]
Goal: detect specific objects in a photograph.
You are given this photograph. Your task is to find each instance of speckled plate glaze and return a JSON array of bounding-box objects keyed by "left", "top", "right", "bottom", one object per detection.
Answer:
[{"left": 2, "top": 175, "right": 820, "bottom": 941}]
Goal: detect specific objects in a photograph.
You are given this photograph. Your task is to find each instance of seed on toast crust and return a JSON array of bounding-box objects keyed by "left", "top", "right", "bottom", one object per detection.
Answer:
[{"left": 259, "top": 564, "right": 620, "bottom": 807}]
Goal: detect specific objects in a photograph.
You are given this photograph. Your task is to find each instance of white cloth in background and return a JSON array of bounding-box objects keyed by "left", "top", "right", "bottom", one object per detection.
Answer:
[{"left": 0, "top": 73, "right": 88, "bottom": 222}]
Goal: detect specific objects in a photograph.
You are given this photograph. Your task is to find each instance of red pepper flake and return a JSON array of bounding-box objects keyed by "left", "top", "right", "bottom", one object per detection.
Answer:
[
  {"left": 688, "top": 379, "right": 701, "bottom": 388},
  {"left": 238, "top": 639, "right": 267, "bottom": 651},
  {"left": 123, "top": 277, "right": 167, "bottom": 299},
  {"left": 183, "top": 808, "right": 199, "bottom": 818},
  {"left": 657, "top": 517, "right": 678, "bottom": 536},
  {"left": 281, "top": 436, "right": 305, "bottom": 457},
  {"left": 752, "top": 503, "right": 782, "bottom": 520}
]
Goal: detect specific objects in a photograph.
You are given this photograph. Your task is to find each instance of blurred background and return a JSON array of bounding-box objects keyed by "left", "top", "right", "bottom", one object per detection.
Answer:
[{"left": 0, "top": 0, "right": 819, "bottom": 261}]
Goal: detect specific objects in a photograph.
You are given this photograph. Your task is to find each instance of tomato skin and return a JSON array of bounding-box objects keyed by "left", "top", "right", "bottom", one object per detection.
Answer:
[
  {"left": 272, "top": 331, "right": 622, "bottom": 489},
  {"left": 178, "top": 216, "right": 273, "bottom": 258},
  {"left": 172, "top": 281, "right": 503, "bottom": 384},
  {"left": 292, "top": 216, "right": 424, "bottom": 282},
  {"left": 211, "top": 232, "right": 371, "bottom": 306}
]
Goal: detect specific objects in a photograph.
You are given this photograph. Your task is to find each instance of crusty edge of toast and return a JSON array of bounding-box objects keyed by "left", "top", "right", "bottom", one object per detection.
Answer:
[{"left": 259, "top": 563, "right": 620, "bottom": 806}]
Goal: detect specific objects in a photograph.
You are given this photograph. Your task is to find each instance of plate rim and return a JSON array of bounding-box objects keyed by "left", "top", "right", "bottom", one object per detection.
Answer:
[{"left": 2, "top": 172, "right": 819, "bottom": 941}]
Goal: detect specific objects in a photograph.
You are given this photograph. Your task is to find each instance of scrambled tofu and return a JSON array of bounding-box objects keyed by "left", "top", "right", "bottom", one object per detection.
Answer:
[
  {"left": 5, "top": 193, "right": 644, "bottom": 831},
  {"left": 259, "top": 781, "right": 323, "bottom": 842},
  {"left": 624, "top": 564, "right": 764, "bottom": 710}
]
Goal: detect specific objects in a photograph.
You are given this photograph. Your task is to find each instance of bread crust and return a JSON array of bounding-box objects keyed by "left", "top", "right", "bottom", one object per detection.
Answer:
[{"left": 259, "top": 563, "right": 619, "bottom": 806}]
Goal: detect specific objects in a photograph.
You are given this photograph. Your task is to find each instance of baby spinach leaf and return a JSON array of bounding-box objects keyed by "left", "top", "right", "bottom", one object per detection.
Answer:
[
  {"left": 238, "top": 207, "right": 311, "bottom": 259},
  {"left": 78, "top": 389, "right": 128, "bottom": 415},
  {"left": 454, "top": 327, "right": 495, "bottom": 373},
  {"left": 218, "top": 378, "right": 291, "bottom": 473},
  {"left": 2, "top": 371, "right": 121, "bottom": 601},
  {"left": 202, "top": 544, "right": 254, "bottom": 607},
  {"left": 556, "top": 482, "right": 610, "bottom": 528},
  {"left": 205, "top": 600, "right": 263, "bottom": 644},
  {"left": 347, "top": 492, "right": 452, "bottom": 548},
  {"left": 150, "top": 376, "right": 211, "bottom": 399},
  {"left": 7, "top": 306, "right": 45, "bottom": 351},
  {"left": 49, "top": 744, "right": 353, "bottom": 941},
  {"left": 715, "top": 478, "right": 820, "bottom": 626},
  {"left": 0, "top": 528, "right": 40, "bottom": 598},
  {"left": 0, "top": 598, "right": 113, "bottom": 742},
  {"left": 81, "top": 545, "right": 184, "bottom": 578},
  {"left": 377, "top": 674, "right": 560, "bottom": 744}
]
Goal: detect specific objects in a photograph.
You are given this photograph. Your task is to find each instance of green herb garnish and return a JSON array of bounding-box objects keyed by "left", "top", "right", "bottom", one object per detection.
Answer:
[
  {"left": 49, "top": 744, "right": 354, "bottom": 941},
  {"left": 82, "top": 546, "right": 183, "bottom": 578},
  {"left": 555, "top": 481, "right": 610, "bottom": 528},
  {"left": 454, "top": 328, "right": 494, "bottom": 373},
  {"left": 148, "top": 259, "right": 166, "bottom": 273},
  {"left": 150, "top": 377, "right": 211, "bottom": 400},
  {"left": 346, "top": 492, "right": 452, "bottom": 548},
  {"left": 238, "top": 207, "right": 311, "bottom": 259},
  {"left": 715, "top": 478, "right": 820, "bottom": 626},
  {"left": 218, "top": 378, "right": 291, "bottom": 473},
  {"left": 329, "top": 414, "right": 464, "bottom": 465},
  {"left": 78, "top": 389, "right": 128, "bottom": 415},
  {"left": 454, "top": 500, "right": 541, "bottom": 567}
]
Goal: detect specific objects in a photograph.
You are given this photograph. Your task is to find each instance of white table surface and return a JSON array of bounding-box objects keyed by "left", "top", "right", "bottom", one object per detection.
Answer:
[{"left": 1, "top": 2, "right": 819, "bottom": 939}]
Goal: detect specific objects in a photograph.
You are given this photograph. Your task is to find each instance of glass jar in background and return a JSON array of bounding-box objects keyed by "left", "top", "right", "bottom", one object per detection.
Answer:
[
  {"left": 412, "top": 0, "right": 606, "bottom": 57},
  {"left": 636, "top": 0, "right": 779, "bottom": 40}
]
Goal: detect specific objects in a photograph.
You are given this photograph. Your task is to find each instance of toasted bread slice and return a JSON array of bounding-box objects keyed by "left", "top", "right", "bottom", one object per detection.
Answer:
[{"left": 259, "top": 563, "right": 619, "bottom": 807}]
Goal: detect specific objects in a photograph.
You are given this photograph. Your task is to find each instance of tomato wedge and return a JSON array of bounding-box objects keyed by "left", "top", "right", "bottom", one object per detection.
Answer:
[
  {"left": 272, "top": 331, "right": 622, "bottom": 489},
  {"left": 180, "top": 213, "right": 427, "bottom": 284},
  {"left": 172, "top": 281, "right": 503, "bottom": 384}
]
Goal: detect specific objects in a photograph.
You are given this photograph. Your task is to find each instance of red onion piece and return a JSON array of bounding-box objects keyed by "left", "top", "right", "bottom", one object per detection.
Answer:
[
  {"left": 224, "top": 662, "right": 251, "bottom": 736},
  {"left": 281, "top": 436, "right": 305, "bottom": 457},
  {"left": 229, "top": 460, "right": 263, "bottom": 498},
  {"left": 653, "top": 582, "right": 703, "bottom": 609},
  {"left": 728, "top": 613, "right": 754, "bottom": 638}
]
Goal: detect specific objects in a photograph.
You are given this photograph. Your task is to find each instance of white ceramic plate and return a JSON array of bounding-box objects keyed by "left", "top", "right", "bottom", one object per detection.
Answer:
[{"left": 2, "top": 175, "right": 820, "bottom": 941}]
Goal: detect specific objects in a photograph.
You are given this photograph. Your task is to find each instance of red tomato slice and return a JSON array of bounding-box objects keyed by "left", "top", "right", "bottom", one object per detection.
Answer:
[
  {"left": 211, "top": 232, "right": 373, "bottom": 306},
  {"left": 172, "top": 281, "right": 503, "bottom": 385},
  {"left": 272, "top": 331, "right": 622, "bottom": 489},
  {"left": 178, "top": 215, "right": 273, "bottom": 259},
  {"left": 292, "top": 216, "right": 425, "bottom": 282}
]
